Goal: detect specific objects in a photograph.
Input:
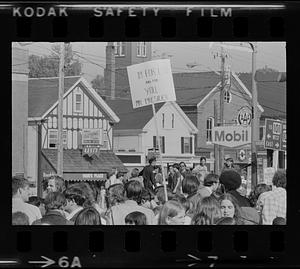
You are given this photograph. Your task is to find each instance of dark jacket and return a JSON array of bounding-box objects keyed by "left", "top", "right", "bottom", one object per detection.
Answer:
[
  {"left": 32, "top": 210, "right": 73, "bottom": 225},
  {"left": 228, "top": 190, "right": 251, "bottom": 207},
  {"left": 143, "top": 165, "right": 155, "bottom": 194}
]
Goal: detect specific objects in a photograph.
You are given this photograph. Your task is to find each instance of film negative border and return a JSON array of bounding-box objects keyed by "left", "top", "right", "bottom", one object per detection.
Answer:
[{"left": 1, "top": 1, "right": 299, "bottom": 268}]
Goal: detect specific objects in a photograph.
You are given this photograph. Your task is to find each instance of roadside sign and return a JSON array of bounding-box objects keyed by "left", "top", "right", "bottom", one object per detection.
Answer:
[
  {"left": 264, "top": 119, "right": 286, "bottom": 151},
  {"left": 237, "top": 106, "right": 252, "bottom": 126},
  {"left": 212, "top": 125, "right": 251, "bottom": 147},
  {"left": 127, "top": 59, "right": 176, "bottom": 109}
]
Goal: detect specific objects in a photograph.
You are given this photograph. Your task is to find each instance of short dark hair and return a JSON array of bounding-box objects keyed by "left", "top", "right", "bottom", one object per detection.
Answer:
[
  {"left": 44, "top": 191, "right": 66, "bottom": 211},
  {"left": 179, "top": 162, "right": 186, "bottom": 167},
  {"left": 74, "top": 207, "right": 102, "bottom": 225},
  {"left": 200, "top": 157, "right": 206, "bottom": 162},
  {"left": 272, "top": 217, "right": 286, "bottom": 225},
  {"left": 48, "top": 175, "right": 66, "bottom": 193},
  {"left": 125, "top": 211, "right": 147, "bottom": 225},
  {"left": 272, "top": 169, "right": 286, "bottom": 188},
  {"left": 148, "top": 156, "right": 156, "bottom": 164},
  {"left": 131, "top": 168, "right": 139, "bottom": 178},
  {"left": 12, "top": 211, "right": 29, "bottom": 225},
  {"left": 12, "top": 176, "right": 29, "bottom": 196},
  {"left": 64, "top": 186, "right": 86, "bottom": 206},
  {"left": 28, "top": 196, "right": 44, "bottom": 207},
  {"left": 182, "top": 174, "right": 200, "bottom": 195},
  {"left": 125, "top": 181, "right": 143, "bottom": 203},
  {"left": 204, "top": 174, "right": 219, "bottom": 187}
]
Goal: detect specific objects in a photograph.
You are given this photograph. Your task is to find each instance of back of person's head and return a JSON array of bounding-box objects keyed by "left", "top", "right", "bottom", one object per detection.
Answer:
[
  {"left": 158, "top": 200, "right": 184, "bottom": 225},
  {"left": 249, "top": 183, "right": 271, "bottom": 207},
  {"left": 194, "top": 196, "right": 221, "bottom": 225},
  {"left": 12, "top": 175, "right": 29, "bottom": 196},
  {"left": 71, "top": 182, "right": 95, "bottom": 207},
  {"left": 28, "top": 196, "right": 43, "bottom": 207},
  {"left": 272, "top": 169, "right": 286, "bottom": 188},
  {"left": 148, "top": 156, "right": 156, "bottom": 164},
  {"left": 44, "top": 191, "right": 66, "bottom": 211},
  {"left": 173, "top": 163, "right": 180, "bottom": 171},
  {"left": 187, "top": 193, "right": 203, "bottom": 215},
  {"left": 125, "top": 211, "right": 147, "bottom": 225},
  {"left": 155, "top": 186, "right": 174, "bottom": 205},
  {"left": 182, "top": 174, "right": 200, "bottom": 195},
  {"left": 272, "top": 217, "right": 286, "bottom": 225},
  {"left": 172, "top": 194, "right": 190, "bottom": 213},
  {"left": 125, "top": 180, "right": 143, "bottom": 203},
  {"left": 12, "top": 211, "right": 29, "bottom": 225},
  {"left": 215, "top": 217, "right": 236, "bottom": 225},
  {"left": 131, "top": 168, "right": 140, "bottom": 178},
  {"left": 64, "top": 185, "right": 86, "bottom": 207},
  {"left": 116, "top": 172, "right": 123, "bottom": 179},
  {"left": 107, "top": 183, "right": 125, "bottom": 207},
  {"left": 204, "top": 174, "right": 219, "bottom": 187},
  {"left": 200, "top": 157, "right": 206, "bottom": 162},
  {"left": 191, "top": 212, "right": 211, "bottom": 225},
  {"left": 74, "top": 207, "right": 101, "bottom": 225},
  {"left": 219, "top": 170, "right": 241, "bottom": 191},
  {"left": 141, "top": 188, "right": 151, "bottom": 202}
]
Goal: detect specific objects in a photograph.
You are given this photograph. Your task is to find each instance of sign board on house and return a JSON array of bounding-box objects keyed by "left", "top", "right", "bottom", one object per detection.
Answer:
[
  {"left": 212, "top": 126, "right": 251, "bottom": 147},
  {"left": 263, "top": 167, "right": 276, "bottom": 185},
  {"left": 82, "top": 129, "right": 102, "bottom": 145},
  {"left": 63, "top": 173, "right": 107, "bottom": 182},
  {"left": 264, "top": 119, "right": 286, "bottom": 151},
  {"left": 127, "top": 59, "right": 176, "bottom": 109}
]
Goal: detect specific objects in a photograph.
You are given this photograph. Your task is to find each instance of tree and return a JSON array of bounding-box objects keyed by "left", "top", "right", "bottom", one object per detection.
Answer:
[
  {"left": 91, "top": 74, "right": 106, "bottom": 97},
  {"left": 29, "top": 43, "right": 82, "bottom": 78}
]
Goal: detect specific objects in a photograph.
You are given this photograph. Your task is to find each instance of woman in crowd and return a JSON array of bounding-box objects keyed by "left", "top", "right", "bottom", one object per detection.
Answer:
[
  {"left": 125, "top": 211, "right": 147, "bottom": 225},
  {"left": 74, "top": 207, "right": 102, "bottom": 225},
  {"left": 192, "top": 196, "right": 222, "bottom": 225},
  {"left": 219, "top": 193, "right": 244, "bottom": 225},
  {"left": 158, "top": 200, "right": 186, "bottom": 225}
]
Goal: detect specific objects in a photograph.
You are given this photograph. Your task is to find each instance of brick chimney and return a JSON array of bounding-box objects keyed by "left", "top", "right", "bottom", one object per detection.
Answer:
[{"left": 104, "top": 42, "right": 115, "bottom": 100}]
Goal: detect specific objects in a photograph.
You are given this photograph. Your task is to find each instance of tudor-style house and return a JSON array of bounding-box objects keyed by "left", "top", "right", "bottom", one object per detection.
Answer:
[{"left": 27, "top": 76, "right": 127, "bottom": 196}]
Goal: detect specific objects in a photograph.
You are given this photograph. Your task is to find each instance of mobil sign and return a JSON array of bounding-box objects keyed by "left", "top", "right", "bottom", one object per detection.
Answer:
[{"left": 212, "top": 125, "right": 251, "bottom": 147}]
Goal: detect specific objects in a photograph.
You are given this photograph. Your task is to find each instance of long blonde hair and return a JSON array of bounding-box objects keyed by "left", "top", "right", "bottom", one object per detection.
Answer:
[{"left": 158, "top": 200, "right": 184, "bottom": 225}]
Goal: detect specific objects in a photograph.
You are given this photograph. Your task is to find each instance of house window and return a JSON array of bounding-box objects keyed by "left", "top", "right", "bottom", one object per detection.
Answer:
[
  {"left": 172, "top": 113, "right": 175, "bottom": 128},
  {"left": 74, "top": 93, "right": 83, "bottom": 113},
  {"left": 114, "top": 42, "right": 125, "bottom": 56},
  {"left": 137, "top": 42, "right": 147, "bottom": 57},
  {"left": 48, "top": 129, "right": 67, "bottom": 148},
  {"left": 153, "top": 136, "right": 165, "bottom": 153},
  {"left": 181, "top": 137, "right": 193, "bottom": 154},
  {"left": 162, "top": 113, "right": 165, "bottom": 128},
  {"left": 103, "top": 130, "right": 109, "bottom": 149},
  {"left": 224, "top": 90, "right": 231, "bottom": 103},
  {"left": 206, "top": 117, "right": 214, "bottom": 142},
  {"left": 259, "top": 126, "right": 265, "bottom": 140}
]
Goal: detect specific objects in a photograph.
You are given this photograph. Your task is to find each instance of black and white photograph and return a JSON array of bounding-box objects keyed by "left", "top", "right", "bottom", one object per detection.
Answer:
[{"left": 12, "top": 41, "right": 286, "bottom": 226}]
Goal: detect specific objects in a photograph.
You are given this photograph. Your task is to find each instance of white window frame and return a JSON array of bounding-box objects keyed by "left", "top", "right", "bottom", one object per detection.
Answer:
[
  {"left": 183, "top": 137, "right": 191, "bottom": 154},
  {"left": 137, "top": 42, "right": 147, "bottom": 57},
  {"left": 74, "top": 92, "right": 83, "bottom": 113},
  {"left": 224, "top": 90, "right": 232, "bottom": 103},
  {"left": 206, "top": 117, "right": 214, "bottom": 143},
  {"left": 114, "top": 42, "right": 125, "bottom": 56},
  {"left": 48, "top": 129, "right": 67, "bottom": 148}
]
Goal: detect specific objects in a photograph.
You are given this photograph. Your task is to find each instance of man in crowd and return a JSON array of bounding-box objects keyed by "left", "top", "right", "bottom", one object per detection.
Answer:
[
  {"left": 12, "top": 176, "right": 42, "bottom": 225},
  {"left": 44, "top": 175, "right": 66, "bottom": 198},
  {"left": 109, "top": 181, "right": 155, "bottom": 225},
  {"left": 64, "top": 185, "right": 86, "bottom": 222},
  {"left": 142, "top": 157, "right": 157, "bottom": 196},
  {"left": 198, "top": 173, "right": 220, "bottom": 199},
  {"left": 256, "top": 169, "right": 286, "bottom": 225},
  {"left": 192, "top": 157, "right": 208, "bottom": 185},
  {"left": 128, "top": 168, "right": 144, "bottom": 187}
]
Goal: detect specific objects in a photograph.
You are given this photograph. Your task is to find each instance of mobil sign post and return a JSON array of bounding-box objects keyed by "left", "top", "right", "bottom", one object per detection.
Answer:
[
  {"left": 264, "top": 118, "right": 286, "bottom": 151},
  {"left": 212, "top": 125, "right": 251, "bottom": 147}
]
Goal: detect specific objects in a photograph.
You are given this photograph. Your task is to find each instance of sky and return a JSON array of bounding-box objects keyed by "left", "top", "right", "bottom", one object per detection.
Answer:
[{"left": 26, "top": 42, "right": 286, "bottom": 83}]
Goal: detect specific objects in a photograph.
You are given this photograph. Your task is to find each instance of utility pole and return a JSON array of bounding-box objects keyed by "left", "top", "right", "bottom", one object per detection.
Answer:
[
  {"left": 219, "top": 44, "right": 225, "bottom": 171},
  {"left": 57, "top": 42, "right": 65, "bottom": 177},
  {"left": 250, "top": 42, "right": 258, "bottom": 188},
  {"left": 214, "top": 100, "right": 219, "bottom": 174}
]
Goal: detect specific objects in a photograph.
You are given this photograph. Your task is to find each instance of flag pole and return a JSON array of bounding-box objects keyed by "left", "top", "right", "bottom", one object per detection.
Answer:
[{"left": 152, "top": 103, "right": 168, "bottom": 202}]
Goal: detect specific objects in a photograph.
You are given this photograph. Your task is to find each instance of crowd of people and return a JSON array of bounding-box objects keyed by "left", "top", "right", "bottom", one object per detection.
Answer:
[{"left": 12, "top": 156, "right": 286, "bottom": 225}]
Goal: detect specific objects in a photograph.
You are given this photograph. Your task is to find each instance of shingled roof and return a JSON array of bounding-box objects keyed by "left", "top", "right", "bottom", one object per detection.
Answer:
[
  {"left": 42, "top": 149, "right": 128, "bottom": 173},
  {"left": 28, "top": 76, "right": 80, "bottom": 118},
  {"left": 106, "top": 99, "right": 164, "bottom": 130},
  {"left": 238, "top": 72, "right": 286, "bottom": 119}
]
